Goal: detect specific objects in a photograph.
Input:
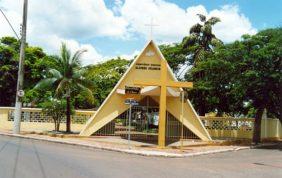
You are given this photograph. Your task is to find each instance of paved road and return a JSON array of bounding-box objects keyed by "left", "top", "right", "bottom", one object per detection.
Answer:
[{"left": 0, "top": 135, "right": 281, "bottom": 178}]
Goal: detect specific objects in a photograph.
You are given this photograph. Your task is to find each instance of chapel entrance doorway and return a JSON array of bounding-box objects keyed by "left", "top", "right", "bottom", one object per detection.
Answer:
[{"left": 92, "top": 96, "right": 199, "bottom": 145}]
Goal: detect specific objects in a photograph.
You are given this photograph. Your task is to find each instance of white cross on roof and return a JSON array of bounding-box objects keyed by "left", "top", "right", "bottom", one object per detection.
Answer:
[{"left": 145, "top": 18, "right": 159, "bottom": 40}]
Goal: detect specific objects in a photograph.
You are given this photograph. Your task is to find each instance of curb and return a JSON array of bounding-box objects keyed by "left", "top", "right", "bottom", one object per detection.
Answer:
[
  {"left": 250, "top": 143, "right": 280, "bottom": 149},
  {"left": 0, "top": 132, "right": 249, "bottom": 158},
  {"left": 182, "top": 147, "right": 250, "bottom": 157}
]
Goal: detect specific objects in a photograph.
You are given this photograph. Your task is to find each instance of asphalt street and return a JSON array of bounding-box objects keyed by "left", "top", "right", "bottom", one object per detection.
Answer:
[{"left": 0, "top": 135, "right": 281, "bottom": 178}]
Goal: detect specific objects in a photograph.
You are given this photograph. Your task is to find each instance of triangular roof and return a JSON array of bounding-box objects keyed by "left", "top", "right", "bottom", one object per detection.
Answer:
[{"left": 80, "top": 40, "right": 211, "bottom": 141}]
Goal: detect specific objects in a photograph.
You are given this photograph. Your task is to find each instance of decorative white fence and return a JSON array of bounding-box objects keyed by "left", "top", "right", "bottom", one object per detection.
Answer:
[
  {"left": 0, "top": 107, "right": 94, "bottom": 124},
  {"left": 201, "top": 116, "right": 281, "bottom": 140},
  {"left": 0, "top": 107, "right": 95, "bottom": 132}
]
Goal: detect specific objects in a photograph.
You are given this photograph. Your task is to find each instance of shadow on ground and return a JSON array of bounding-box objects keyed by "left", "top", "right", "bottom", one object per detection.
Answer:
[{"left": 253, "top": 142, "right": 282, "bottom": 151}]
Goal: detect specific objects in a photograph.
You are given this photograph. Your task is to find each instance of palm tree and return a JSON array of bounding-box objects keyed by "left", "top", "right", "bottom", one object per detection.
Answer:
[
  {"left": 182, "top": 14, "right": 222, "bottom": 66},
  {"left": 36, "top": 43, "right": 94, "bottom": 132},
  {"left": 182, "top": 14, "right": 222, "bottom": 116}
]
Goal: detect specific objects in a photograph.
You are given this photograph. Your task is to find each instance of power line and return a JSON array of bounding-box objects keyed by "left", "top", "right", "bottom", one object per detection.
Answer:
[{"left": 0, "top": 8, "right": 20, "bottom": 40}]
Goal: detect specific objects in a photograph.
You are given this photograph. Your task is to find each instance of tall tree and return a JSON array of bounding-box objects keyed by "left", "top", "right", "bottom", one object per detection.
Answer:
[
  {"left": 233, "top": 28, "right": 282, "bottom": 143},
  {"left": 190, "top": 28, "right": 281, "bottom": 143},
  {"left": 0, "top": 36, "right": 51, "bottom": 107},
  {"left": 182, "top": 14, "right": 222, "bottom": 116},
  {"left": 35, "top": 43, "right": 94, "bottom": 132},
  {"left": 0, "top": 37, "right": 18, "bottom": 106}
]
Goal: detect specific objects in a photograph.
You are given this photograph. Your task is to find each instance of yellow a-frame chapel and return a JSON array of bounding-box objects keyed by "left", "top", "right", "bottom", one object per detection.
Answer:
[{"left": 80, "top": 40, "right": 211, "bottom": 147}]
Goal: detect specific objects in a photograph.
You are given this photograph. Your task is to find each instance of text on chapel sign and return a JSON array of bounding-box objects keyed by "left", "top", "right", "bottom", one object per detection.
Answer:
[
  {"left": 135, "top": 63, "right": 160, "bottom": 70},
  {"left": 125, "top": 86, "right": 141, "bottom": 94}
]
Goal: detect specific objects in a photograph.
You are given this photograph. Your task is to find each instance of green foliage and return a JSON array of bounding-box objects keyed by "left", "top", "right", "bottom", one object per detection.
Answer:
[
  {"left": 187, "top": 44, "right": 245, "bottom": 116},
  {"left": 181, "top": 14, "right": 222, "bottom": 115},
  {"left": 234, "top": 28, "right": 282, "bottom": 119},
  {"left": 0, "top": 36, "right": 20, "bottom": 50},
  {"left": 0, "top": 36, "right": 52, "bottom": 106},
  {"left": 35, "top": 43, "right": 94, "bottom": 101},
  {"left": 0, "top": 40, "right": 18, "bottom": 106},
  {"left": 35, "top": 43, "right": 95, "bottom": 132},
  {"left": 187, "top": 28, "right": 282, "bottom": 120},
  {"left": 159, "top": 43, "right": 186, "bottom": 74},
  {"left": 182, "top": 14, "right": 222, "bottom": 66},
  {"left": 83, "top": 57, "right": 130, "bottom": 107},
  {"left": 41, "top": 99, "right": 68, "bottom": 131}
]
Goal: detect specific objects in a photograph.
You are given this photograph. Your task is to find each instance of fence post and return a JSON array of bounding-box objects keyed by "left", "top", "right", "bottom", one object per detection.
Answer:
[
  {"left": 261, "top": 109, "right": 267, "bottom": 139},
  {"left": 277, "top": 119, "right": 281, "bottom": 139},
  {"left": 0, "top": 108, "right": 9, "bottom": 122}
]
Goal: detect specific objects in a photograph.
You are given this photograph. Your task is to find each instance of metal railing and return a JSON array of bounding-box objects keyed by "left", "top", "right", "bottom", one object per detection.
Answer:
[{"left": 92, "top": 106, "right": 199, "bottom": 141}]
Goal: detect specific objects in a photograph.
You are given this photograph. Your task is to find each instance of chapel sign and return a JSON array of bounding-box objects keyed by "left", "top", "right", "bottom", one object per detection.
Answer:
[
  {"left": 125, "top": 86, "right": 141, "bottom": 94},
  {"left": 135, "top": 63, "right": 160, "bottom": 70}
]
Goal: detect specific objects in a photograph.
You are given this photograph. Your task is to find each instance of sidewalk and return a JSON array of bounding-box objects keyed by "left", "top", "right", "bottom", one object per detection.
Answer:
[{"left": 0, "top": 130, "right": 251, "bottom": 158}]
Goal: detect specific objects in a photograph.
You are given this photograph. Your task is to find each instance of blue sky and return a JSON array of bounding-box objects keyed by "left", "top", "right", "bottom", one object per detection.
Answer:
[
  {"left": 0, "top": 0, "right": 281, "bottom": 65},
  {"left": 171, "top": 0, "right": 281, "bottom": 28}
]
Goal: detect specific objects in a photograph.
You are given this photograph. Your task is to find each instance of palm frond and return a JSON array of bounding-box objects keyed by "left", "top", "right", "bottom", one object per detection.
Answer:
[
  {"left": 60, "top": 42, "right": 71, "bottom": 65},
  {"left": 197, "top": 14, "right": 206, "bottom": 22},
  {"left": 71, "top": 49, "right": 87, "bottom": 66},
  {"left": 48, "top": 69, "right": 63, "bottom": 79},
  {"left": 182, "top": 34, "right": 197, "bottom": 48},
  {"left": 55, "top": 79, "right": 69, "bottom": 97},
  {"left": 52, "top": 55, "right": 66, "bottom": 74},
  {"left": 202, "top": 24, "right": 212, "bottom": 35},
  {"left": 35, "top": 43, "right": 93, "bottom": 102},
  {"left": 190, "top": 23, "right": 202, "bottom": 34},
  {"left": 74, "top": 77, "right": 95, "bottom": 90},
  {"left": 35, "top": 78, "right": 57, "bottom": 90},
  {"left": 77, "top": 83, "right": 94, "bottom": 101},
  {"left": 194, "top": 48, "right": 206, "bottom": 66},
  {"left": 206, "top": 17, "right": 220, "bottom": 25},
  {"left": 211, "top": 38, "right": 223, "bottom": 47}
]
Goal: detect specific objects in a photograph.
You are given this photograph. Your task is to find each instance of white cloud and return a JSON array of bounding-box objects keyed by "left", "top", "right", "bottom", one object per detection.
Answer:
[
  {"left": 31, "top": 0, "right": 128, "bottom": 63},
  {"left": 210, "top": 5, "right": 257, "bottom": 42},
  {"left": 118, "top": 50, "right": 140, "bottom": 60},
  {"left": 120, "top": 0, "right": 257, "bottom": 43},
  {"left": 32, "top": 34, "right": 103, "bottom": 66},
  {"left": 120, "top": 0, "right": 190, "bottom": 42},
  {"left": 0, "top": 7, "right": 21, "bottom": 38},
  {"left": 0, "top": 0, "right": 110, "bottom": 65},
  {"left": 27, "top": 0, "right": 128, "bottom": 39}
]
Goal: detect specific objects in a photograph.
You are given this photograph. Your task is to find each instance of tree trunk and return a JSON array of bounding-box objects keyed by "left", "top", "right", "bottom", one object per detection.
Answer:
[
  {"left": 54, "top": 119, "right": 57, "bottom": 131},
  {"left": 66, "top": 96, "right": 71, "bottom": 133},
  {"left": 193, "top": 70, "right": 207, "bottom": 116},
  {"left": 198, "top": 106, "right": 206, "bottom": 116},
  {"left": 198, "top": 92, "right": 206, "bottom": 116},
  {"left": 252, "top": 107, "right": 264, "bottom": 144},
  {"left": 53, "top": 117, "right": 58, "bottom": 132},
  {"left": 56, "top": 121, "right": 60, "bottom": 132},
  {"left": 55, "top": 122, "right": 59, "bottom": 131}
]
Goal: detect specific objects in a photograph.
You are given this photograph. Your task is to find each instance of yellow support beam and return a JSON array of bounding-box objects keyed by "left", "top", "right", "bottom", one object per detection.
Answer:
[
  {"left": 167, "top": 81, "right": 193, "bottom": 88},
  {"left": 158, "top": 60, "right": 167, "bottom": 148},
  {"left": 134, "top": 79, "right": 161, "bottom": 86}
]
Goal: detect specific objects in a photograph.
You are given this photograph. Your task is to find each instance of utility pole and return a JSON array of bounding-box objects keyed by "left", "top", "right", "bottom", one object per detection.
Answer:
[{"left": 14, "top": 0, "right": 28, "bottom": 134}]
